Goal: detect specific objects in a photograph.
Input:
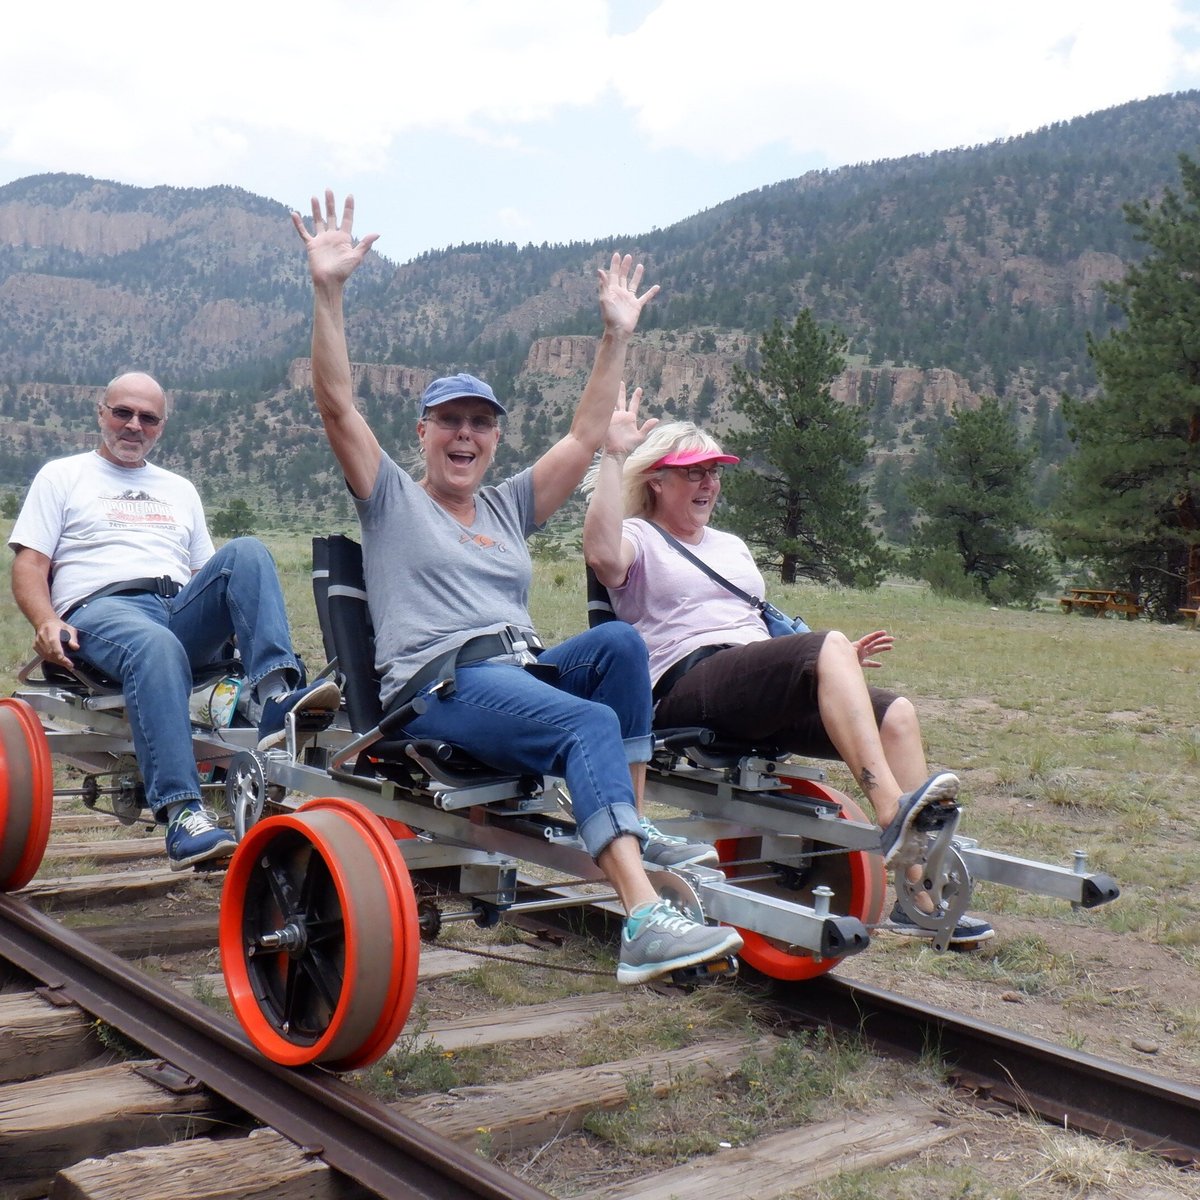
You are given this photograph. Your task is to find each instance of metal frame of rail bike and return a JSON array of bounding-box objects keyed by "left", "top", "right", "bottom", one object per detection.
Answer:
[{"left": 0, "top": 546, "right": 1121, "bottom": 1070}]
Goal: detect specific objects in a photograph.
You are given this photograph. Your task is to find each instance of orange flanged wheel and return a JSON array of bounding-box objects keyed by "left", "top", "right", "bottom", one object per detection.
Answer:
[
  {"left": 220, "top": 798, "right": 419, "bottom": 1068},
  {"left": 296, "top": 797, "right": 420, "bottom": 1068},
  {"left": 716, "top": 781, "right": 886, "bottom": 981},
  {"left": 0, "top": 698, "right": 55, "bottom": 892}
]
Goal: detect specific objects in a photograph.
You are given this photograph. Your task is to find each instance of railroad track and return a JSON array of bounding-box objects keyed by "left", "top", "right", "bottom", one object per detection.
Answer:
[{"left": 2, "top": 819, "right": 1199, "bottom": 1200}]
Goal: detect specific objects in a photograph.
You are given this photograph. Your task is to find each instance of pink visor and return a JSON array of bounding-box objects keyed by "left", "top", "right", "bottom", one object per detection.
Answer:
[{"left": 650, "top": 448, "right": 740, "bottom": 469}]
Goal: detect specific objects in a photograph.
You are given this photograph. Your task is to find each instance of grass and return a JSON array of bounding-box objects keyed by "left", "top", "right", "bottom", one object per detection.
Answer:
[
  {"left": 6, "top": 526, "right": 1200, "bottom": 1191},
  {"left": 6, "top": 534, "right": 1199, "bottom": 985},
  {"left": 581, "top": 1029, "right": 875, "bottom": 1158}
]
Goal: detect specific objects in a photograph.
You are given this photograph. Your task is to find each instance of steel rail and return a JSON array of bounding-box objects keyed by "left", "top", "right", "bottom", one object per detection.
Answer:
[
  {"left": 508, "top": 893, "right": 1200, "bottom": 1167},
  {"left": 0, "top": 894, "right": 551, "bottom": 1200},
  {"left": 773, "top": 973, "right": 1200, "bottom": 1166}
]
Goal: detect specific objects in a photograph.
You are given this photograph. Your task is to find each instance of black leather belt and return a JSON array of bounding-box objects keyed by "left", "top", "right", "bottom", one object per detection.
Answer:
[
  {"left": 63, "top": 575, "right": 184, "bottom": 621},
  {"left": 653, "top": 644, "right": 732, "bottom": 703}
]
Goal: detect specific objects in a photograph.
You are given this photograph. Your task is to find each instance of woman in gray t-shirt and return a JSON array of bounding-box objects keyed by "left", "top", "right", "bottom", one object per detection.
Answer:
[{"left": 295, "top": 189, "right": 744, "bottom": 985}]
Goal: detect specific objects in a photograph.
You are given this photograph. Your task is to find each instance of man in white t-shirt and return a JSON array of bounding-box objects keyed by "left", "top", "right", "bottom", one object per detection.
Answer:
[{"left": 9, "top": 372, "right": 340, "bottom": 870}]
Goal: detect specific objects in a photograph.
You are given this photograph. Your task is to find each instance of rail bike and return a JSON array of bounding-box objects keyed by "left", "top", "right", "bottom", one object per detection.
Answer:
[{"left": 0, "top": 533, "right": 1120, "bottom": 1071}]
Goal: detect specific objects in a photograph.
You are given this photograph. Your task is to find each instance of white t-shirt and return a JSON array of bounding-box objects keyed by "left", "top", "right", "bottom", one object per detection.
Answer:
[
  {"left": 9, "top": 451, "right": 214, "bottom": 615},
  {"left": 609, "top": 518, "right": 768, "bottom": 685}
]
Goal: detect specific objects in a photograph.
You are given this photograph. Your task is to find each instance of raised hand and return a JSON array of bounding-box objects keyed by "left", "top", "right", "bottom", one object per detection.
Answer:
[
  {"left": 596, "top": 252, "right": 659, "bottom": 338},
  {"left": 292, "top": 189, "right": 380, "bottom": 288},
  {"left": 605, "top": 383, "right": 658, "bottom": 458},
  {"left": 853, "top": 629, "right": 894, "bottom": 669}
]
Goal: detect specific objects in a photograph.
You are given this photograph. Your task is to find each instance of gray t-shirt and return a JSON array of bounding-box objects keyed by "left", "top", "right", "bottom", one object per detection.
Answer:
[{"left": 356, "top": 454, "right": 541, "bottom": 708}]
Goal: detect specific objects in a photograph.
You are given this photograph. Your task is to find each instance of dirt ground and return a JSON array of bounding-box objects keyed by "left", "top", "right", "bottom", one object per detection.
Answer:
[{"left": 847, "top": 910, "right": 1200, "bottom": 1086}]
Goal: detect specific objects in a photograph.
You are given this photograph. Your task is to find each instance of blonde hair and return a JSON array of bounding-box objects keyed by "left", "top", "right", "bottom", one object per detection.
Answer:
[{"left": 581, "top": 421, "right": 731, "bottom": 518}]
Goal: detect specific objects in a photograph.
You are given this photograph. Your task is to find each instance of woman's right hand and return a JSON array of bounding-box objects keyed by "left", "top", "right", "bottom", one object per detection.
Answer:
[{"left": 604, "top": 383, "right": 658, "bottom": 458}]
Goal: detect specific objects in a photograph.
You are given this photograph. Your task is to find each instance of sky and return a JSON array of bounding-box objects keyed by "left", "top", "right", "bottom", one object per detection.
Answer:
[{"left": 2, "top": 1, "right": 1200, "bottom": 266}]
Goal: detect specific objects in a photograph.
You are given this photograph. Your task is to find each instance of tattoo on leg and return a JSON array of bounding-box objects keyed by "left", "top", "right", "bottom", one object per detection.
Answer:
[{"left": 859, "top": 768, "right": 878, "bottom": 793}]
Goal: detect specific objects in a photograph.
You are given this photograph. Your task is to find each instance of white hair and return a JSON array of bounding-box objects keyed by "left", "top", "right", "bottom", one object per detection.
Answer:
[{"left": 581, "top": 421, "right": 731, "bottom": 518}]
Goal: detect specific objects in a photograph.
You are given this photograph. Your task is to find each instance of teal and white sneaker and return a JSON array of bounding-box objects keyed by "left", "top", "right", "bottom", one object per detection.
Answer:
[
  {"left": 616, "top": 898, "right": 743, "bottom": 985},
  {"left": 639, "top": 817, "right": 719, "bottom": 868},
  {"left": 257, "top": 679, "right": 341, "bottom": 750}
]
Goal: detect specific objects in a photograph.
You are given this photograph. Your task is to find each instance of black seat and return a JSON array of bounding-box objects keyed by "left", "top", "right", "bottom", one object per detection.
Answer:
[
  {"left": 312, "top": 535, "right": 526, "bottom": 785},
  {"left": 29, "top": 640, "right": 241, "bottom": 698},
  {"left": 585, "top": 562, "right": 618, "bottom": 627},
  {"left": 312, "top": 534, "right": 384, "bottom": 735}
]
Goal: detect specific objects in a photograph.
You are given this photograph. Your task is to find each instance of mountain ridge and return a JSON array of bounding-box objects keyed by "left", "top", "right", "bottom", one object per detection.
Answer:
[{"left": 2, "top": 90, "right": 1199, "bottom": 524}]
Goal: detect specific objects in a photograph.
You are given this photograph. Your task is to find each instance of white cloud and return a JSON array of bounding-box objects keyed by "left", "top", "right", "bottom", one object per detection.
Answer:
[
  {"left": 0, "top": 0, "right": 612, "bottom": 183},
  {"left": 608, "top": 0, "right": 1196, "bottom": 162},
  {"left": 0, "top": 0, "right": 1198, "bottom": 259}
]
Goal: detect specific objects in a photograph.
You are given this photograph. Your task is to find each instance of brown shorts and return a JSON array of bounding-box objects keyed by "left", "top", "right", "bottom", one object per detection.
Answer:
[{"left": 653, "top": 632, "right": 899, "bottom": 760}]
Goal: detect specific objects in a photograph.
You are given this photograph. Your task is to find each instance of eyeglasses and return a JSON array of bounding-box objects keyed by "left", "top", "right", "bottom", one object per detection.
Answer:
[
  {"left": 101, "top": 402, "right": 163, "bottom": 428},
  {"left": 669, "top": 465, "right": 725, "bottom": 482},
  {"left": 424, "top": 412, "right": 499, "bottom": 433}
]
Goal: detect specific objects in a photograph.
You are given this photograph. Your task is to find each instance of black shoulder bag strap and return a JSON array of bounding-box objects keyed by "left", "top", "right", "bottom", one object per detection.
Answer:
[{"left": 647, "top": 522, "right": 766, "bottom": 615}]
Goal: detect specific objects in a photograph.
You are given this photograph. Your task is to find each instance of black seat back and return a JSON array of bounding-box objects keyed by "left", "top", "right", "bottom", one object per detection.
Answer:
[
  {"left": 310, "top": 535, "right": 338, "bottom": 669},
  {"left": 312, "top": 534, "right": 384, "bottom": 735},
  {"left": 585, "top": 565, "right": 618, "bottom": 628}
]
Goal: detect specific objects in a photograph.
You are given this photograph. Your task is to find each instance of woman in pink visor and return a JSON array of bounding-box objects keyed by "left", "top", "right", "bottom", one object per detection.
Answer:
[{"left": 582, "top": 387, "right": 993, "bottom": 945}]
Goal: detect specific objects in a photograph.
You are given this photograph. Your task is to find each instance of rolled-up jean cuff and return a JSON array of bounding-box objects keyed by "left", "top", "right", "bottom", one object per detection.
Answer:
[
  {"left": 622, "top": 734, "right": 653, "bottom": 765},
  {"left": 578, "top": 801, "right": 645, "bottom": 861},
  {"left": 153, "top": 791, "right": 202, "bottom": 823}
]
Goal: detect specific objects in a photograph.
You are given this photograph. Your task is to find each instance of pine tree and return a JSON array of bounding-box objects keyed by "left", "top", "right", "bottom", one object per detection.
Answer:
[
  {"left": 909, "top": 396, "right": 1052, "bottom": 604},
  {"left": 1054, "top": 154, "right": 1200, "bottom": 619},
  {"left": 719, "top": 312, "right": 889, "bottom": 586}
]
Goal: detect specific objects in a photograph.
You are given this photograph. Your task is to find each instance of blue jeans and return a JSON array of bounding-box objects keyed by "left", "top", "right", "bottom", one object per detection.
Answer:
[
  {"left": 70, "top": 538, "right": 300, "bottom": 818},
  {"left": 403, "top": 622, "right": 653, "bottom": 860}
]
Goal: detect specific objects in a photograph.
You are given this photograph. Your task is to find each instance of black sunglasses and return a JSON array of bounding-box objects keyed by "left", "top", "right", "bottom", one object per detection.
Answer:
[{"left": 101, "top": 402, "right": 163, "bottom": 428}]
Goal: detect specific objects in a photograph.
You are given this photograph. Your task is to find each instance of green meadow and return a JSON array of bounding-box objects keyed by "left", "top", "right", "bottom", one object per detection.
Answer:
[{"left": 3, "top": 524, "right": 1196, "bottom": 949}]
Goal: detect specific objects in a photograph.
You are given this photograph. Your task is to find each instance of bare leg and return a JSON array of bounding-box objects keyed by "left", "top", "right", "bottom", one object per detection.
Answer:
[
  {"left": 814, "top": 631, "right": 905, "bottom": 824},
  {"left": 630, "top": 762, "right": 647, "bottom": 813},
  {"left": 879, "top": 695, "right": 946, "bottom": 914},
  {"left": 879, "top": 697, "right": 927, "bottom": 791},
  {"left": 597, "top": 833, "right": 659, "bottom": 913}
]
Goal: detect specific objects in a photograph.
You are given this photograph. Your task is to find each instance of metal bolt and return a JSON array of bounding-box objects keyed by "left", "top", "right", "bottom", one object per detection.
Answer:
[
  {"left": 258, "top": 921, "right": 305, "bottom": 951},
  {"left": 812, "top": 885, "right": 834, "bottom": 916}
]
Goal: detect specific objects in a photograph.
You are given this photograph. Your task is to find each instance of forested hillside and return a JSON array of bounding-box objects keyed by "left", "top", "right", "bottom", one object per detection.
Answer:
[{"left": 2, "top": 91, "right": 1198, "bottom": 528}]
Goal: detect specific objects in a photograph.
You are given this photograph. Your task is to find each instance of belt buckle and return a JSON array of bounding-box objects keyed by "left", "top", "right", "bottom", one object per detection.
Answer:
[{"left": 502, "top": 626, "right": 537, "bottom": 666}]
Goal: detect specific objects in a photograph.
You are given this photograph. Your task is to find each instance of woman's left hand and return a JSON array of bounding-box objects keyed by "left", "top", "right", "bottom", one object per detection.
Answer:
[
  {"left": 853, "top": 629, "right": 894, "bottom": 669},
  {"left": 605, "top": 383, "right": 658, "bottom": 457},
  {"left": 597, "top": 253, "right": 660, "bottom": 338}
]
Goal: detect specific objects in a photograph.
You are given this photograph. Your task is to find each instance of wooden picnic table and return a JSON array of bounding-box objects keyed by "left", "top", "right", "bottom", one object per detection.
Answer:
[{"left": 1059, "top": 587, "right": 1141, "bottom": 619}]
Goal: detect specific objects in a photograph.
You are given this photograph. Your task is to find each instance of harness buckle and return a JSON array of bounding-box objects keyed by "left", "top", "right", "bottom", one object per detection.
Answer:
[{"left": 499, "top": 626, "right": 542, "bottom": 665}]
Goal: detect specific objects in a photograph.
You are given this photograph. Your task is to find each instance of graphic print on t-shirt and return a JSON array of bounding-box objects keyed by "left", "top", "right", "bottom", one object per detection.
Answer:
[
  {"left": 459, "top": 531, "right": 509, "bottom": 552},
  {"left": 101, "top": 489, "right": 183, "bottom": 530}
]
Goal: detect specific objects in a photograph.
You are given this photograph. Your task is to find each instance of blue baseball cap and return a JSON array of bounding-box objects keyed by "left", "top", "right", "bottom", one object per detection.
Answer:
[{"left": 420, "top": 373, "right": 506, "bottom": 415}]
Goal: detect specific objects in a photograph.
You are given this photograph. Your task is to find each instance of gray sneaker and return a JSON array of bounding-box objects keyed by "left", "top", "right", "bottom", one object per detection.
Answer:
[
  {"left": 639, "top": 817, "right": 719, "bottom": 868},
  {"left": 879, "top": 771, "right": 960, "bottom": 865},
  {"left": 616, "top": 898, "right": 743, "bottom": 985}
]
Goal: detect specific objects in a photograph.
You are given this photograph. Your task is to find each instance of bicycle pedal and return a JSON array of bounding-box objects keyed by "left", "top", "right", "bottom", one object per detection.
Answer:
[
  {"left": 293, "top": 708, "right": 336, "bottom": 727},
  {"left": 668, "top": 955, "right": 739, "bottom": 986},
  {"left": 191, "top": 858, "right": 231, "bottom": 874}
]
